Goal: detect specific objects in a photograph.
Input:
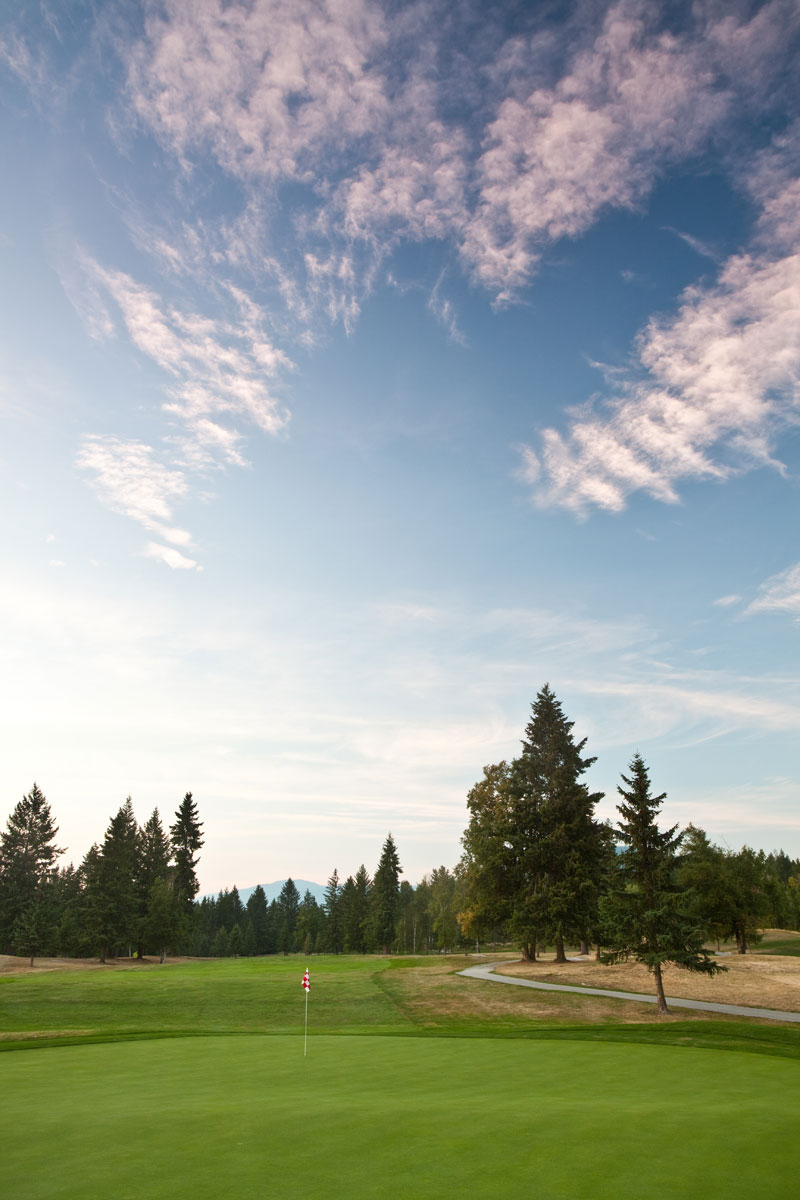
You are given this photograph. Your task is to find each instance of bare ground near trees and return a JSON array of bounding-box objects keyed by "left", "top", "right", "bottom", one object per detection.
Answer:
[{"left": 0, "top": 954, "right": 195, "bottom": 976}]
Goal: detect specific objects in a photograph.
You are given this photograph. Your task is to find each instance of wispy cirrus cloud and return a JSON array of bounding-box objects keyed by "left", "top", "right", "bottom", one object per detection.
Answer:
[
  {"left": 76, "top": 436, "right": 193, "bottom": 549},
  {"left": 142, "top": 541, "right": 199, "bottom": 570},
  {"left": 521, "top": 163, "right": 800, "bottom": 515},
  {"left": 746, "top": 564, "right": 800, "bottom": 618},
  {"left": 69, "top": 253, "right": 293, "bottom": 563}
]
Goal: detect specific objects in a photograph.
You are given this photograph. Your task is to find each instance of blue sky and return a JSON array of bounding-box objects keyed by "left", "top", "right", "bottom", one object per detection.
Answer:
[{"left": 2, "top": 0, "right": 799, "bottom": 893}]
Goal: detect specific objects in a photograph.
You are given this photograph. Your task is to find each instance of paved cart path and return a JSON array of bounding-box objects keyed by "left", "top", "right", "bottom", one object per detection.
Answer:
[{"left": 458, "top": 960, "right": 800, "bottom": 1023}]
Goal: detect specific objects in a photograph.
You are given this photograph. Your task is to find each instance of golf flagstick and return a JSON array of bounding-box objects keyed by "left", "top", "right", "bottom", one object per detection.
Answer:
[{"left": 302, "top": 968, "right": 310, "bottom": 1056}]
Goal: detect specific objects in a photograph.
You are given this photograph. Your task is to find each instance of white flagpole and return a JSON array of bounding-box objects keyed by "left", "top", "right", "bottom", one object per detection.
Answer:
[{"left": 303, "top": 967, "right": 309, "bottom": 1056}]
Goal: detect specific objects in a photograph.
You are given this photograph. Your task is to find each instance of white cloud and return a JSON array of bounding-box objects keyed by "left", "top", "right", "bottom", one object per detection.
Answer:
[
  {"left": 142, "top": 541, "right": 199, "bottom": 570},
  {"left": 427, "top": 273, "right": 466, "bottom": 345},
  {"left": 746, "top": 564, "right": 800, "bottom": 617},
  {"left": 460, "top": 4, "right": 732, "bottom": 297},
  {"left": 77, "top": 435, "right": 191, "bottom": 540},
  {"left": 88, "top": 261, "right": 290, "bottom": 444},
  {"left": 117, "top": 0, "right": 800, "bottom": 323},
  {"left": 523, "top": 168, "right": 800, "bottom": 514},
  {"left": 68, "top": 254, "right": 295, "bottom": 559},
  {"left": 713, "top": 594, "right": 742, "bottom": 608},
  {"left": 127, "top": 0, "right": 390, "bottom": 183}
]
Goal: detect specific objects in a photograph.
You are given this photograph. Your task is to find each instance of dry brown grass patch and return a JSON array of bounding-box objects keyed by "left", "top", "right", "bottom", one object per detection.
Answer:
[
  {"left": 495, "top": 951, "right": 800, "bottom": 1012},
  {"left": 384, "top": 958, "right": 728, "bottom": 1026}
]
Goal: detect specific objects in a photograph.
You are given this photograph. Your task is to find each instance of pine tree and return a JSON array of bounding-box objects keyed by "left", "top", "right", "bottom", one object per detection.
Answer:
[
  {"left": 143, "top": 877, "right": 182, "bottom": 962},
  {"left": 212, "top": 925, "right": 230, "bottom": 957},
  {"left": 341, "top": 867, "right": 371, "bottom": 953},
  {"left": 229, "top": 922, "right": 243, "bottom": 957},
  {"left": 461, "top": 686, "right": 604, "bottom": 961},
  {"left": 323, "top": 868, "right": 343, "bottom": 953},
  {"left": 246, "top": 885, "right": 269, "bottom": 954},
  {"left": 372, "top": 834, "right": 402, "bottom": 954},
  {"left": 296, "top": 890, "right": 321, "bottom": 951},
  {"left": 515, "top": 685, "right": 604, "bottom": 961},
  {"left": 277, "top": 878, "right": 300, "bottom": 952},
  {"left": 0, "top": 783, "right": 64, "bottom": 952},
  {"left": 600, "top": 754, "right": 723, "bottom": 1013},
  {"left": 13, "top": 887, "right": 53, "bottom": 966},
  {"left": 91, "top": 798, "right": 140, "bottom": 960},
  {"left": 136, "top": 809, "right": 172, "bottom": 958},
  {"left": 170, "top": 792, "right": 204, "bottom": 942}
]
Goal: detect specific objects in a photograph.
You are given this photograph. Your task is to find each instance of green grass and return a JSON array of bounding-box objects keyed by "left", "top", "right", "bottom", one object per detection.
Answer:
[
  {"left": 3, "top": 1033, "right": 800, "bottom": 1199},
  {"left": 3, "top": 956, "right": 800, "bottom": 1198},
  {"left": 751, "top": 929, "right": 800, "bottom": 956}
]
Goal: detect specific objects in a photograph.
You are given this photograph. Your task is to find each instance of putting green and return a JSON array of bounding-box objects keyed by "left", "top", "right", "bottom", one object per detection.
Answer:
[{"left": 3, "top": 1035, "right": 798, "bottom": 1199}]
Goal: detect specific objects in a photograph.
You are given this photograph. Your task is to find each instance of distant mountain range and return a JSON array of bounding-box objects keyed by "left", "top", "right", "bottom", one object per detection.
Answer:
[{"left": 204, "top": 879, "right": 327, "bottom": 905}]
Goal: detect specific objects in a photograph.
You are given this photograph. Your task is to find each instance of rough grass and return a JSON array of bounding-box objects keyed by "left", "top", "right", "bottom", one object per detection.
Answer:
[{"left": 2, "top": 952, "right": 800, "bottom": 1061}]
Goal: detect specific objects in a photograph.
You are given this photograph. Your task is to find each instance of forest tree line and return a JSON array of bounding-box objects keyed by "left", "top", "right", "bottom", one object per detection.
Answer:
[{"left": 1, "top": 686, "right": 799, "bottom": 978}]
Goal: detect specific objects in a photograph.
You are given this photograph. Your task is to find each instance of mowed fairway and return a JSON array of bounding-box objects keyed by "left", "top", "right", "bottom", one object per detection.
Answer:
[{"left": 3, "top": 956, "right": 800, "bottom": 1198}]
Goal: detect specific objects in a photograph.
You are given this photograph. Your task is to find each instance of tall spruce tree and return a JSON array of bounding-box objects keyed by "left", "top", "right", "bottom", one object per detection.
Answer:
[
  {"left": 136, "top": 808, "right": 172, "bottom": 958},
  {"left": 90, "top": 798, "right": 141, "bottom": 961},
  {"left": 516, "top": 685, "right": 604, "bottom": 961},
  {"left": 277, "top": 878, "right": 300, "bottom": 952},
  {"left": 600, "top": 754, "right": 722, "bottom": 1013},
  {"left": 323, "top": 868, "right": 343, "bottom": 953},
  {"left": 461, "top": 686, "right": 603, "bottom": 961},
  {"left": 372, "top": 834, "right": 402, "bottom": 954},
  {"left": 0, "top": 782, "right": 64, "bottom": 953},
  {"left": 246, "top": 885, "right": 269, "bottom": 955},
  {"left": 341, "top": 867, "right": 371, "bottom": 953},
  {"left": 170, "top": 792, "right": 204, "bottom": 941}
]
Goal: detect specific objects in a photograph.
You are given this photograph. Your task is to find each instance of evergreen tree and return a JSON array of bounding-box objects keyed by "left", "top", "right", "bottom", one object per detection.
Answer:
[
  {"left": 515, "top": 685, "right": 604, "bottom": 961},
  {"left": 341, "top": 867, "right": 371, "bottom": 953},
  {"left": 212, "top": 925, "right": 230, "bottom": 957},
  {"left": 600, "top": 754, "right": 722, "bottom": 1013},
  {"left": 323, "top": 868, "right": 343, "bottom": 953},
  {"left": 143, "top": 877, "right": 182, "bottom": 962},
  {"left": 296, "top": 890, "right": 322, "bottom": 951},
  {"left": 0, "top": 782, "right": 64, "bottom": 952},
  {"left": 428, "top": 866, "right": 459, "bottom": 952},
  {"left": 170, "top": 793, "right": 204, "bottom": 939},
  {"left": 277, "top": 878, "right": 300, "bottom": 951},
  {"left": 136, "top": 808, "right": 172, "bottom": 958},
  {"left": 13, "top": 886, "right": 54, "bottom": 966},
  {"left": 242, "top": 917, "right": 256, "bottom": 957},
  {"left": 229, "top": 922, "right": 243, "bottom": 957},
  {"left": 372, "top": 834, "right": 402, "bottom": 954},
  {"left": 54, "top": 864, "right": 83, "bottom": 957},
  {"left": 395, "top": 880, "right": 415, "bottom": 954},
  {"left": 246, "top": 885, "right": 269, "bottom": 954},
  {"left": 91, "top": 798, "right": 140, "bottom": 960},
  {"left": 461, "top": 686, "right": 604, "bottom": 961}
]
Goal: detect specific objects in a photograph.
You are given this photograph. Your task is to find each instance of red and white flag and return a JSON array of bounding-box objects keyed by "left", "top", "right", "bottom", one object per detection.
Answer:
[{"left": 302, "top": 968, "right": 310, "bottom": 992}]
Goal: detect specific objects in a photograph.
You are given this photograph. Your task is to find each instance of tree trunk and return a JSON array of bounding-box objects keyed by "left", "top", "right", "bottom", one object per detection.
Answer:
[
  {"left": 653, "top": 962, "right": 669, "bottom": 1014},
  {"left": 554, "top": 936, "right": 567, "bottom": 964},
  {"left": 520, "top": 942, "right": 536, "bottom": 961},
  {"left": 579, "top": 940, "right": 589, "bottom": 956},
  {"left": 29, "top": 953, "right": 35, "bottom": 968},
  {"left": 595, "top": 944, "right": 602, "bottom": 961}
]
